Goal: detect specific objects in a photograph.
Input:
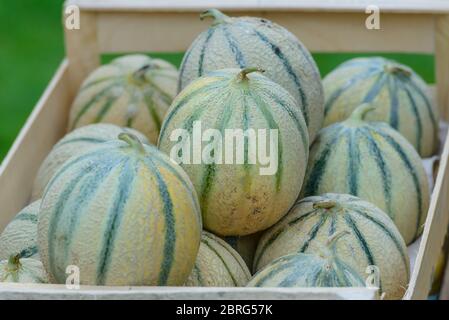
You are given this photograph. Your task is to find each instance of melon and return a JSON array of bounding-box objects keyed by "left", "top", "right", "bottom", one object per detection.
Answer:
[
  {"left": 248, "top": 232, "right": 365, "bottom": 288},
  {"left": 323, "top": 57, "right": 439, "bottom": 157},
  {"left": 223, "top": 232, "right": 262, "bottom": 270},
  {"left": 179, "top": 9, "right": 324, "bottom": 141},
  {"left": 32, "top": 123, "right": 148, "bottom": 201},
  {"left": 301, "top": 104, "right": 430, "bottom": 244},
  {"left": 254, "top": 193, "right": 410, "bottom": 299},
  {"left": 158, "top": 67, "right": 309, "bottom": 236},
  {"left": 68, "top": 54, "right": 178, "bottom": 144},
  {"left": 0, "top": 255, "right": 48, "bottom": 284},
  {"left": 186, "top": 231, "right": 251, "bottom": 287},
  {"left": 38, "top": 133, "right": 201, "bottom": 286},
  {"left": 0, "top": 200, "right": 40, "bottom": 261}
]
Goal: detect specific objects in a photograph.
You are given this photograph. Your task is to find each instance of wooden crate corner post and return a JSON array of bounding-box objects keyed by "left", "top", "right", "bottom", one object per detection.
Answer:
[{"left": 63, "top": 1, "right": 101, "bottom": 95}]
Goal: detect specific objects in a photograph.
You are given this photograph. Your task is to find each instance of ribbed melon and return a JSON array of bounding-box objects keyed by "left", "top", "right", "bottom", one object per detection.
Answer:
[
  {"left": 223, "top": 232, "right": 262, "bottom": 269},
  {"left": 38, "top": 133, "right": 201, "bottom": 286},
  {"left": 158, "top": 68, "right": 309, "bottom": 236},
  {"left": 186, "top": 231, "right": 251, "bottom": 287},
  {"left": 0, "top": 200, "right": 40, "bottom": 261},
  {"left": 0, "top": 255, "right": 48, "bottom": 284},
  {"left": 254, "top": 193, "right": 410, "bottom": 300},
  {"left": 179, "top": 9, "right": 323, "bottom": 141},
  {"left": 32, "top": 123, "right": 149, "bottom": 201},
  {"left": 301, "top": 104, "right": 430, "bottom": 244},
  {"left": 248, "top": 233, "right": 365, "bottom": 288},
  {"left": 323, "top": 57, "right": 439, "bottom": 157},
  {"left": 68, "top": 54, "right": 178, "bottom": 144}
]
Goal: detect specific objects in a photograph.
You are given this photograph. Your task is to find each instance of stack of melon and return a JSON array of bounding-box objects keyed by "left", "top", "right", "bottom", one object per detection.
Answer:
[{"left": 0, "top": 9, "right": 439, "bottom": 300}]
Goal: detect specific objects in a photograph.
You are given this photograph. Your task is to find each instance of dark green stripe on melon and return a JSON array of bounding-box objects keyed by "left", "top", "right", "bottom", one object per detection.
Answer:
[
  {"left": 14, "top": 212, "right": 38, "bottom": 224},
  {"left": 324, "top": 68, "right": 379, "bottom": 116},
  {"left": 370, "top": 127, "right": 423, "bottom": 238},
  {"left": 198, "top": 28, "right": 215, "bottom": 77},
  {"left": 253, "top": 30, "right": 308, "bottom": 125},
  {"left": 299, "top": 214, "right": 328, "bottom": 253},
  {"left": 144, "top": 158, "right": 177, "bottom": 286},
  {"left": 19, "top": 245, "right": 38, "bottom": 259},
  {"left": 202, "top": 236, "right": 238, "bottom": 286},
  {"left": 97, "top": 159, "right": 135, "bottom": 285},
  {"left": 253, "top": 210, "right": 317, "bottom": 270},
  {"left": 302, "top": 125, "right": 344, "bottom": 196},
  {"left": 360, "top": 128, "right": 392, "bottom": 216},
  {"left": 222, "top": 25, "right": 246, "bottom": 68}
]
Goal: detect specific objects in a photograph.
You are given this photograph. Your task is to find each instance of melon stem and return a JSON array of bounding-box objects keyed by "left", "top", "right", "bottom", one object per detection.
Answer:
[
  {"left": 133, "top": 64, "right": 157, "bottom": 83},
  {"left": 7, "top": 254, "right": 21, "bottom": 272},
  {"left": 118, "top": 132, "right": 146, "bottom": 154},
  {"left": 200, "top": 9, "right": 231, "bottom": 25},
  {"left": 313, "top": 200, "right": 336, "bottom": 210},
  {"left": 385, "top": 64, "right": 411, "bottom": 77},
  {"left": 236, "top": 67, "right": 265, "bottom": 82},
  {"left": 349, "top": 103, "right": 376, "bottom": 121}
]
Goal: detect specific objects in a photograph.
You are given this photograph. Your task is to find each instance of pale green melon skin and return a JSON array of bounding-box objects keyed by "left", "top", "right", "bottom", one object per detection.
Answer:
[
  {"left": 0, "top": 200, "right": 41, "bottom": 261},
  {"left": 38, "top": 139, "right": 202, "bottom": 286},
  {"left": 186, "top": 231, "right": 251, "bottom": 287},
  {"left": 323, "top": 57, "right": 439, "bottom": 157},
  {"left": 301, "top": 114, "right": 430, "bottom": 244},
  {"left": 222, "top": 232, "right": 262, "bottom": 270},
  {"left": 68, "top": 54, "right": 179, "bottom": 144},
  {"left": 159, "top": 69, "right": 309, "bottom": 236},
  {"left": 247, "top": 252, "right": 365, "bottom": 288},
  {"left": 254, "top": 193, "right": 410, "bottom": 300},
  {"left": 31, "top": 123, "right": 149, "bottom": 201},
  {"left": 0, "top": 258, "right": 48, "bottom": 284},
  {"left": 179, "top": 13, "right": 324, "bottom": 141}
]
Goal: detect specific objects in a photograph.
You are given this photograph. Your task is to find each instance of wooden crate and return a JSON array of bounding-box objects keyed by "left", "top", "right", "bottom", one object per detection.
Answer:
[{"left": 1, "top": 0, "right": 449, "bottom": 300}]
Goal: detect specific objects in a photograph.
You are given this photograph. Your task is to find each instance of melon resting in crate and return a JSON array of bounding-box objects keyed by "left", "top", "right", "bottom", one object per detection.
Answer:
[{"left": 1, "top": 0, "right": 449, "bottom": 301}]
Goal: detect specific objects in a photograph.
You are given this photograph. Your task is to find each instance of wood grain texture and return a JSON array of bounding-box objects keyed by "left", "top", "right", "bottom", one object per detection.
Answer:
[
  {"left": 435, "top": 15, "right": 449, "bottom": 120},
  {"left": 96, "top": 11, "right": 435, "bottom": 54},
  {"left": 0, "top": 283, "right": 379, "bottom": 300},
  {"left": 65, "top": 0, "right": 449, "bottom": 14},
  {"left": 64, "top": 10, "right": 100, "bottom": 95},
  {"left": 0, "top": 61, "right": 71, "bottom": 233}
]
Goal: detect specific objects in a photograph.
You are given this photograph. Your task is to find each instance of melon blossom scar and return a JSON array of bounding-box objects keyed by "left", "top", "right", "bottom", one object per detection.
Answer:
[{"left": 168, "top": 120, "right": 279, "bottom": 176}]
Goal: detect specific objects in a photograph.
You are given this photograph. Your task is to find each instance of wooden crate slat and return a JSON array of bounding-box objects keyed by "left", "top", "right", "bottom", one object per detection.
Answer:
[
  {"left": 0, "top": 283, "right": 379, "bottom": 300},
  {"left": 95, "top": 11, "right": 435, "bottom": 54},
  {"left": 65, "top": 0, "right": 449, "bottom": 14},
  {"left": 0, "top": 61, "right": 71, "bottom": 233}
]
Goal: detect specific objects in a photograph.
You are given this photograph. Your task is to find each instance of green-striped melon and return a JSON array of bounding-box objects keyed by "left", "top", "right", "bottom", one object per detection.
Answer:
[
  {"left": 38, "top": 133, "right": 201, "bottom": 286},
  {"left": 248, "top": 233, "right": 365, "bottom": 288},
  {"left": 0, "top": 255, "right": 48, "bottom": 284},
  {"left": 0, "top": 200, "right": 40, "bottom": 261},
  {"left": 32, "top": 123, "right": 149, "bottom": 201},
  {"left": 186, "top": 231, "right": 251, "bottom": 287},
  {"left": 223, "top": 232, "right": 262, "bottom": 270},
  {"left": 68, "top": 54, "right": 178, "bottom": 144},
  {"left": 301, "top": 104, "right": 430, "bottom": 244},
  {"left": 158, "top": 68, "right": 309, "bottom": 236},
  {"left": 179, "top": 9, "right": 324, "bottom": 141},
  {"left": 254, "top": 193, "right": 410, "bottom": 300},
  {"left": 323, "top": 57, "right": 439, "bottom": 157}
]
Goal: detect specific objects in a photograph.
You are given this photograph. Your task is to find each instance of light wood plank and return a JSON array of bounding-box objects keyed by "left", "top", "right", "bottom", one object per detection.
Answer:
[
  {"left": 435, "top": 15, "right": 449, "bottom": 121},
  {"left": 405, "top": 128, "right": 449, "bottom": 299},
  {"left": 66, "top": 0, "right": 449, "bottom": 14},
  {"left": 0, "top": 61, "right": 71, "bottom": 233},
  {"left": 0, "top": 283, "right": 379, "bottom": 300},
  {"left": 64, "top": 10, "right": 100, "bottom": 95},
  {"left": 97, "top": 11, "right": 435, "bottom": 54}
]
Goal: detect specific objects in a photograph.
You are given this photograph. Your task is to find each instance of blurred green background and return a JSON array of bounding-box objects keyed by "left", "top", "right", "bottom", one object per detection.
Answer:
[{"left": 0, "top": 0, "right": 435, "bottom": 163}]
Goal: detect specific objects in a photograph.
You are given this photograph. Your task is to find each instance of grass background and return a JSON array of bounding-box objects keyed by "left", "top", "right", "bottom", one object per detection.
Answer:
[{"left": 0, "top": 0, "right": 435, "bottom": 162}]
